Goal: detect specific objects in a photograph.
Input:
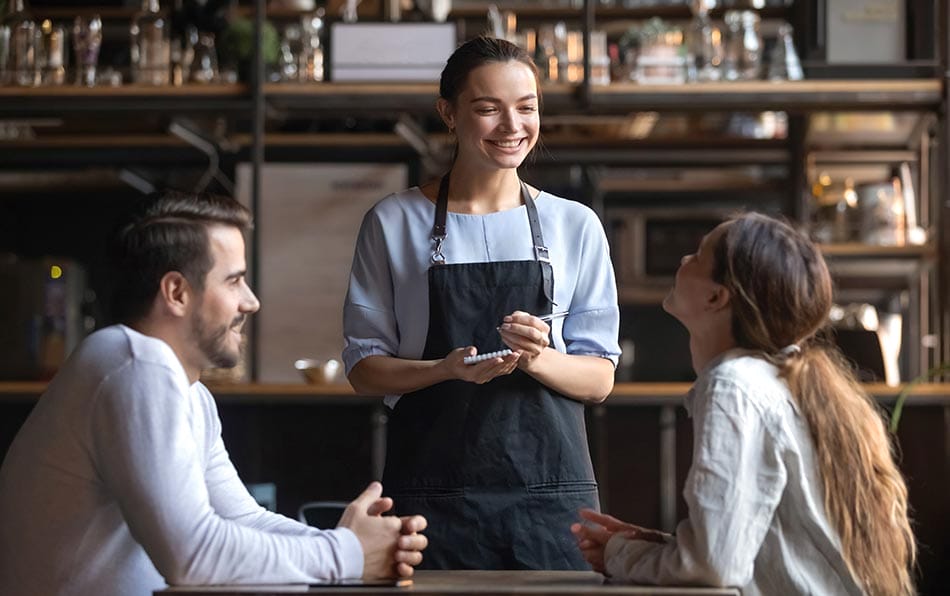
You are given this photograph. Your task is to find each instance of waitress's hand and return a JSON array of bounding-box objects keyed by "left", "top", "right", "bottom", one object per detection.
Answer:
[
  {"left": 441, "top": 347, "right": 521, "bottom": 384},
  {"left": 497, "top": 310, "right": 550, "bottom": 370}
]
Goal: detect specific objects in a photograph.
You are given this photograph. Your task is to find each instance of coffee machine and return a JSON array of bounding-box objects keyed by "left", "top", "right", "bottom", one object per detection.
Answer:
[{"left": 0, "top": 255, "right": 91, "bottom": 380}]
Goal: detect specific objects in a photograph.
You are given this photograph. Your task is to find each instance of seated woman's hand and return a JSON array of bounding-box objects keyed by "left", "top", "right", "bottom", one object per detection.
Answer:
[
  {"left": 571, "top": 509, "right": 670, "bottom": 574},
  {"left": 578, "top": 509, "right": 668, "bottom": 543},
  {"left": 570, "top": 518, "right": 611, "bottom": 574},
  {"left": 441, "top": 347, "right": 521, "bottom": 385}
]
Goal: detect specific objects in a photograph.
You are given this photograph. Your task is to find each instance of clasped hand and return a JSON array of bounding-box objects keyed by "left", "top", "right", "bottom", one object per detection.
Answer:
[
  {"left": 337, "top": 482, "right": 428, "bottom": 579},
  {"left": 570, "top": 509, "right": 669, "bottom": 574}
]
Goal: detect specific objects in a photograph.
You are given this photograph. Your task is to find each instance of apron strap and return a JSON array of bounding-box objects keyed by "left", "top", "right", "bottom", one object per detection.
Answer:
[
  {"left": 432, "top": 173, "right": 556, "bottom": 306},
  {"left": 431, "top": 175, "right": 450, "bottom": 265},
  {"left": 522, "top": 183, "right": 556, "bottom": 306}
]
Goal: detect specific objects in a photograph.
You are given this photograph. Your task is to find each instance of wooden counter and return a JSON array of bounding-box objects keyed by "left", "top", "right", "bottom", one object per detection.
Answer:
[{"left": 155, "top": 570, "right": 740, "bottom": 595}]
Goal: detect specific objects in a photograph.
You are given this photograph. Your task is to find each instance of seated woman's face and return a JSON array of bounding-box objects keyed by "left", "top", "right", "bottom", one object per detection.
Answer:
[{"left": 662, "top": 222, "right": 729, "bottom": 327}]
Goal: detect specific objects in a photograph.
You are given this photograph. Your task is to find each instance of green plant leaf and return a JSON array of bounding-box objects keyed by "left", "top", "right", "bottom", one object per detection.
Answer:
[{"left": 889, "top": 363, "right": 950, "bottom": 434}]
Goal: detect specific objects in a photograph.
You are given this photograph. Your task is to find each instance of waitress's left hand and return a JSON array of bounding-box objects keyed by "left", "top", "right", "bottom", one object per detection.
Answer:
[{"left": 497, "top": 310, "right": 550, "bottom": 370}]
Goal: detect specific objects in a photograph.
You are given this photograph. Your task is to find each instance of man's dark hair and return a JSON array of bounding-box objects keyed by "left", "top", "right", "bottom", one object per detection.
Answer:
[{"left": 110, "top": 191, "right": 252, "bottom": 324}]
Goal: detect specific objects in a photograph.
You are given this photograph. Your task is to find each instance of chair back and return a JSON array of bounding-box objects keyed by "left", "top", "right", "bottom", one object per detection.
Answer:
[{"left": 297, "top": 501, "right": 348, "bottom": 529}]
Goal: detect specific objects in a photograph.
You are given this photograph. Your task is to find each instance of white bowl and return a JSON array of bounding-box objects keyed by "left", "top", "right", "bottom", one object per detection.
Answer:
[{"left": 294, "top": 358, "right": 341, "bottom": 385}]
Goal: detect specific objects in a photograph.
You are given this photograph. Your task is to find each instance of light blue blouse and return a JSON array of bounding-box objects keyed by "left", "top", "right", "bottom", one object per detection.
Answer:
[{"left": 342, "top": 186, "right": 622, "bottom": 406}]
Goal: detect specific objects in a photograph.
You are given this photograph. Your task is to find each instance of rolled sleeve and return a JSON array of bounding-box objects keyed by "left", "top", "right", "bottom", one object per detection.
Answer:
[
  {"left": 563, "top": 307, "right": 621, "bottom": 366},
  {"left": 323, "top": 527, "right": 364, "bottom": 579},
  {"left": 561, "top": 211, "right": 621, "bottom": 366},
  {"left": 342, "top": 305, "right": 398, "bottom": 376},
  {"left": 343, "top": 209, "right": 400, "bottom": 376}
]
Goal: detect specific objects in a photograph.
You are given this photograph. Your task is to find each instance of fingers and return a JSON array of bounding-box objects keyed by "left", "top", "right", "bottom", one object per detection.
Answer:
[
  {"left": 497, "top": 313, "right": 550, "bottom": 361},
  {"left": 366, "top": 497, "right": 394, "bottom": 517},
  {"left": 571, "top": 531, "right": 607, "bottom": 573},
  {"left": 400, "top": 515, "right": 427, "bottom": 534},
  {"left": 398, "top": 532, "right": 428, "bottom": 551},
  {"left": 394, "top": 549, "right": 424, "bottom": 566},
  {"left": 579, "top": 508, "right": 632, "bottom": 532},
  {"left": 570, "top": 520, "right": 611, "bottom": 545},
  {"left": 498, "top": 320, "right": 550, "bottom": 347},
  {"left": 467, "top": 352, "right": 520, "bottom": 384},
  {"left": 350, "top": 481, "right": 384, "bottom": 509},
  {"left": 393, "top": 529, "right": 427, "bottom": 578}
]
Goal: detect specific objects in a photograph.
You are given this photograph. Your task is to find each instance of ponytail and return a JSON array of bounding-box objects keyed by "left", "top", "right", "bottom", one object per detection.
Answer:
[{"left": 783, "top": 345, "right": 916, "bottom": 596}]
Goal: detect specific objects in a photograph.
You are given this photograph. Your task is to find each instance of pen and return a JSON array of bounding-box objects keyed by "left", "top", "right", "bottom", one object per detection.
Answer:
[{"left": 497, "top": 311, "right": 569, "bottom": 332}]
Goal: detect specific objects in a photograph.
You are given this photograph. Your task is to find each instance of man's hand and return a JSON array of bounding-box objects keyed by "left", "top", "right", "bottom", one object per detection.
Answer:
[
  {"left": 394, "top": 514, "right": 428, "bottom": 577},
  {"left": 337, "top": 482, "right": 428, "bottom": 578}
]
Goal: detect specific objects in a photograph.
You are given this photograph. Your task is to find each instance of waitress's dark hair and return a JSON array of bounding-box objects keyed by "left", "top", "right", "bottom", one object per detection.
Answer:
[
  {"left": 110, "top": 191, "right": 252, "bottom": 325},
  {"left": 439, "top": 36, "right": 542, "bottom": 109},
  {"left": 711, "top": 213, "right": 915, "bottom": 596}
]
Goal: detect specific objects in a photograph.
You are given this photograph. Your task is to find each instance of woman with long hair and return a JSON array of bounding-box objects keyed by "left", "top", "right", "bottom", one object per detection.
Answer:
[
  {"left": 343, "top": 36, "right": 620, "bottom": 569},
  {"left": 572, "top": 212, "right": 915, "bottom": 595}
]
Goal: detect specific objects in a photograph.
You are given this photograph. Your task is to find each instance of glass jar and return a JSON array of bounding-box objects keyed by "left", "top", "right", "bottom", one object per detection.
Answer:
[
  {"left": 1, "top": 0, "right": 38, "bottom": 86},
  {"left": 71, "top": 15, "right": 102, "bottom": 87},
  {"left": 130, "top": 0, "right": 170, "bottom": 85},
  {"left": 723, "top": 10, "right": 762, "bottom": 81},
  {"left": 188, "top": 33, "right": 218, "bottom": 84}
]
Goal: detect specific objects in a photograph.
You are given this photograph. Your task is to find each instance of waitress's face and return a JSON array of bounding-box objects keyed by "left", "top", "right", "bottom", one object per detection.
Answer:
[{"left": 441, "top": 60, "right": 540, "bottom": 172}]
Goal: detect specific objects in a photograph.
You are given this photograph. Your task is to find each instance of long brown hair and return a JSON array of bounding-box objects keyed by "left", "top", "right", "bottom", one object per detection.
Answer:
[
  {"left": 712, "top": 212, "right": 915, "bottom": 595},
  {"left": 439, "top": 36, "right": 542, "bottom": 107}
]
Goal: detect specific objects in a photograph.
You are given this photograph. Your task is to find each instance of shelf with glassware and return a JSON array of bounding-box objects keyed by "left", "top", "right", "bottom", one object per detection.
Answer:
[
  {"left": 259, "top": 79, "right": 943, "bottom": 112},
  {"left": 0, "top": 78, "right": 940, "bottom": 116},
  {"left": 448, "top": 3, "right": 790, "bottom": 21},
  {"left": 0, "top": 0, "right": 251, "bottom": 96}
]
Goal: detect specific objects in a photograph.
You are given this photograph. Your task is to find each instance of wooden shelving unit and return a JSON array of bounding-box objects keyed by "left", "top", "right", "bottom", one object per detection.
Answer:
[
  {"left": 1, "top": 79, "right": 937, "bottom": 114},
  {"left": 3, "top": 381, "right": 949, "bottom": 406}
]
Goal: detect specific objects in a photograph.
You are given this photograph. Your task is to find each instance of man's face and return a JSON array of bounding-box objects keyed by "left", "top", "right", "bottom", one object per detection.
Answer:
[{"left": 190, "top": 225, "right": 260, "bottom": 369}]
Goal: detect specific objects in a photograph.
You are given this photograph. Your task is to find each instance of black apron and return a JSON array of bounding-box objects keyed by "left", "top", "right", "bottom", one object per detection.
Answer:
[{"left": 382, "top": 175, "right": 599, "bottom": 570}]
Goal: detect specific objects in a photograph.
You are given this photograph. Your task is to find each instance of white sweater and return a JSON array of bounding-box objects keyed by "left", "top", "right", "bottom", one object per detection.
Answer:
[{"left": 0, "top": 325, "right": 363, "bottom": 596}]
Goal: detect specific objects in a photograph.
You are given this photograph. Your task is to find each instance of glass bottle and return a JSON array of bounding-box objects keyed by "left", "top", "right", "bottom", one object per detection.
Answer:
[
  {"left": 130, "top": 0, "right": 170, "bottom": 85},
  {"left": 686, "top": 0, "right": 720, "bottom": 82},
  {"left": 188, "top": 33, "right": 218, "bottom": 84},
  {"left": 1, "top": 0, "right": 38, "bottom": 86},
  {"left": 723, "top": 10, "right": 761, "bottom": 81},
  {"left": 72, "top": 15, "right": 102, "bottom": 87},
  {"left": 767, "top": 22, "right": 804, "bottom": 81}
]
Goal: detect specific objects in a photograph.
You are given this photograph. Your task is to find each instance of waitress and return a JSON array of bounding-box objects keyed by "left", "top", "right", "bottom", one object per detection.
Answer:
[{"left": 342, "top": 36, "right": 621, "bottom": 570}]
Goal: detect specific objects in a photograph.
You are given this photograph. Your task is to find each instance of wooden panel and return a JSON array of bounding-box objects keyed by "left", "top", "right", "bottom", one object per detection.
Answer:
[{"left": 236, "top": 163, "right": 408, "bottom": 383}]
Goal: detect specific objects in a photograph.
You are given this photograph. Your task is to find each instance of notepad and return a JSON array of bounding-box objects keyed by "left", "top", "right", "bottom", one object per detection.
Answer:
[{"left": 463, "top": 349, "right": 513, "bottom": 365}]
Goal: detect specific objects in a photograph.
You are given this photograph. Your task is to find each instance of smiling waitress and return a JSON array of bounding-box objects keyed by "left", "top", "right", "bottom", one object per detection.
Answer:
[{"left": 342, "top": 37, "right": 621, "bottom": 570}]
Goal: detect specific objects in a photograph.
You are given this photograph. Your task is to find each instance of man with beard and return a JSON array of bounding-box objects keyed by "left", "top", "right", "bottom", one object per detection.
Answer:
[{"left": 0, "top": 192, "right": 427, "bottom": 596}]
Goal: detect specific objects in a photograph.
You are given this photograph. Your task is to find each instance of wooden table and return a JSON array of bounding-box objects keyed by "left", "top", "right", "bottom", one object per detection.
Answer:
[{"left": 156, "top": 570, "right": 740, "bottom": 595}]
